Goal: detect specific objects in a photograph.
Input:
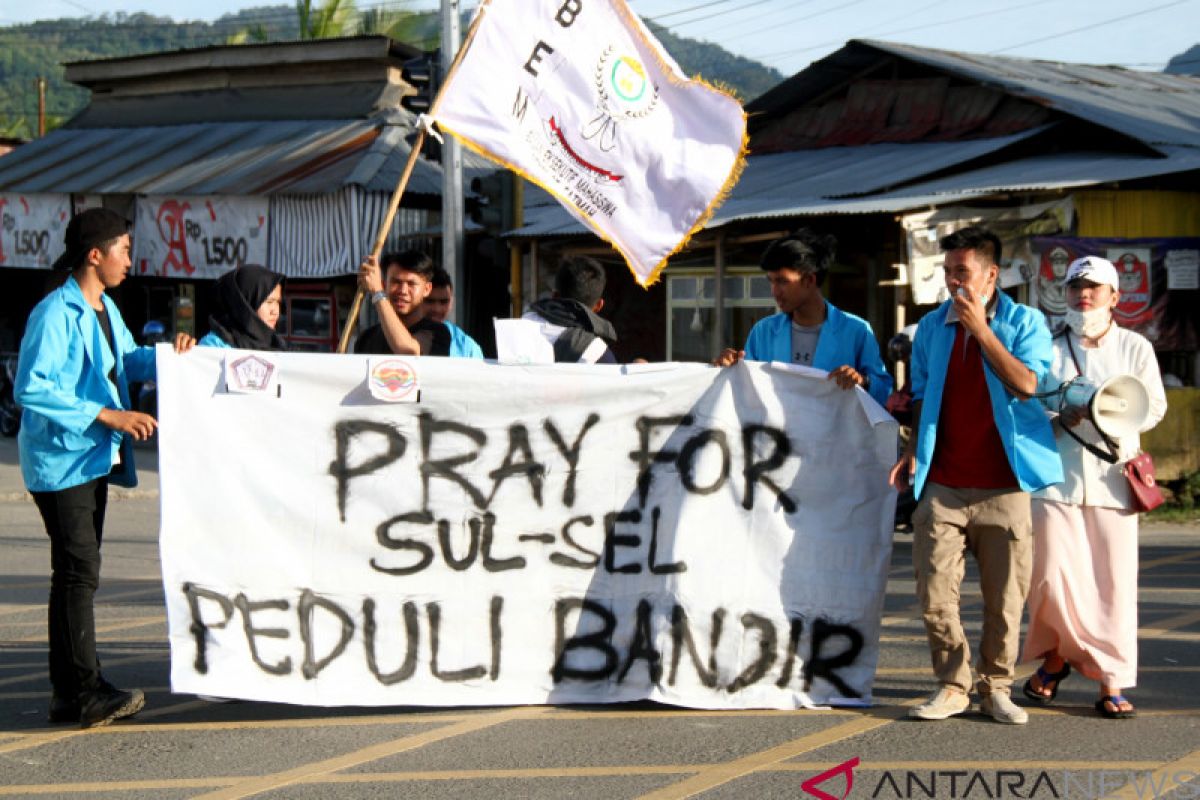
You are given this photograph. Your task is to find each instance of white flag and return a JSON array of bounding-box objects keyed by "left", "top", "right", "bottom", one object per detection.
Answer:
[{"left": 431, "top": 0, "right": 747, "bottom": 286}]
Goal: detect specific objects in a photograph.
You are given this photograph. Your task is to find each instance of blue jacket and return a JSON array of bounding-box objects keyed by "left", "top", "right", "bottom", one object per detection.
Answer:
[
  {"left": 743, "top": 302, "right": 893, "bottom": 406},
  {"left": 15, "top": 276, "right": 155, "bottom": 492},
  {"left": 910, "top": 292, "right": 1062, "bottom": 499},
  {"left": 446, "top": 322, "right": 484, "bottom": 359},
  {"left": 198, "top": 332, "right": 231, "bottom": 348}
]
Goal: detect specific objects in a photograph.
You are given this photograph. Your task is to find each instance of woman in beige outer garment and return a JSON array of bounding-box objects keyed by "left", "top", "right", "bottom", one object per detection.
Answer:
[{"left": 1021, "top": 256, "right": 1167, "bottom": 719}]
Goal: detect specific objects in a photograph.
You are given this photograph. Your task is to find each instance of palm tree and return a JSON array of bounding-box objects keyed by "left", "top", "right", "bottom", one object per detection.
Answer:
[
  {"left": 358, "top": 6, "right": 427, "bottom": 42},
  {"left": 297, "top": 0, "right": 359, "bottom": 40}
]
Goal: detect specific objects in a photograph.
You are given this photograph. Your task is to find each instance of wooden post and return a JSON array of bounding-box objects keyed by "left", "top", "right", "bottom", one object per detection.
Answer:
[
  {"left": 334, "top": 5, "right": 490, "bottom": 353},
  {"left": 335, "top": 127, "right": 428, "bottom": 353}
]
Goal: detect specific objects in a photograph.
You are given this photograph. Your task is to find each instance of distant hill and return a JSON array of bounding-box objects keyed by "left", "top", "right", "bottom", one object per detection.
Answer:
[
  {"left": 0, "top": 7, "right": 782, "bottom": 138},
  {"left": 1164, "top": 44, "right": 1200, "bottom": 75}
]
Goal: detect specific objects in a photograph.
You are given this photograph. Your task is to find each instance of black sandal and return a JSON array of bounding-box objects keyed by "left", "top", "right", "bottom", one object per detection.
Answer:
[
  {"left": 1022, "top": 662, "right": 1071, "bottom": 706},
  {"left": 1096, "top": 694, "right": 1136, "bottom": 719}
]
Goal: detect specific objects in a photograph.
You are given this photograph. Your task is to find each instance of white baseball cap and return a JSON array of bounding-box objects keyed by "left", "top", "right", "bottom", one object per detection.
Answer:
[{"left": 1064, "top": 256, "right": 1119, "bottom": 289}]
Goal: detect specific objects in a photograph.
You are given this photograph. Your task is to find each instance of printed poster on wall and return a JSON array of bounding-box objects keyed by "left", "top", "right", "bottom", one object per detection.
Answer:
[
  {"left": 134, "top": 195, "right": 269, "bottom": 279},
  {"left": 0, "top": 193, "right": 70, "bottom": 270},
  {"left": 156, "top": 351, "right": 898, "bottom": 710},
  {"left": 901, "top": 199, "right": 1075, "bottom": 305},
  {"left": 1033, "top": 236, "right": 1200, "bottom": 351}
]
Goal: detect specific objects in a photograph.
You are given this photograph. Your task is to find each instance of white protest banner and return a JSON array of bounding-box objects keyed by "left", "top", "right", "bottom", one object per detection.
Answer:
[
  {"left": 134, "top": 195, "right": 268, "bottom": 279},
  {"left": 157, "top": 350, "right": 897, "bottom": 710},
  {"left": 0, "top": 193, "right": 70, "bottom": 269},
  {"left": 430, "top": 0, "right": 747, "bottom": 287}
]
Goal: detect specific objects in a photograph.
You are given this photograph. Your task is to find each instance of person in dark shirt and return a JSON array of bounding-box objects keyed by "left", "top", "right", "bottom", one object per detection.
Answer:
[
  {"left": 15, "top": 208, "right": 195, "bottom": 728},
  {"left": 354, "top": 250, "right": 450, "bottom": 356},
  {"left": 520, "top": 256, "right": 618, "bottom": 363}
]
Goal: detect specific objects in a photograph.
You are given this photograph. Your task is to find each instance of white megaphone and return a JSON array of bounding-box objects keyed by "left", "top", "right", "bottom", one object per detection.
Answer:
[{"left": 1058, "top": 374, "right": 1151, "bottom": 439}]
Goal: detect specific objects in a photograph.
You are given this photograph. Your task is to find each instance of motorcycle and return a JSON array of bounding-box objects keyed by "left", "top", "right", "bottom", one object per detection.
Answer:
[
  {"left": 133, "top": 321, "right": 168, "bottom": 428},
  {"left": 0, "top": 354, "right": 19, "bottom": 437}
]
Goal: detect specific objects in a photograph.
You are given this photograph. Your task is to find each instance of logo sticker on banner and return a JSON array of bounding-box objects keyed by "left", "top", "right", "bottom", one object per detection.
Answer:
[
  {"left": 156, "top": 350, "right": 898, "bottom": 711},
  {"left": 368, "top": 357, "right": 420, "bottom": 402},
  {"left": 223, "top": 353, "right": 279, "bottom": 394}
]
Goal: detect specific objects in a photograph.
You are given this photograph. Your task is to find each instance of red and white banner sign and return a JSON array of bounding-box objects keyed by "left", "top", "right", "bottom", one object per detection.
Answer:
[
  {"left": 0, "top": 193, "right": 70, "bottom": 270},
  {"left": 134, "top": 195, "right": 269, "bottom": 279}
]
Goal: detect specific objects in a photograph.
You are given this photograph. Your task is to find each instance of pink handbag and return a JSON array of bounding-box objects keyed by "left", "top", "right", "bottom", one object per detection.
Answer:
[{"left": 1124, "top": 452, "right": 1165, "bottom": 512}]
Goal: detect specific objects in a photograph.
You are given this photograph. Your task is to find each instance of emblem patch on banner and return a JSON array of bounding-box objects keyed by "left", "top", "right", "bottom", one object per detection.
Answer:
[
  {"left": 582, "top": 46, "right": 660, "bottom": 152},
  {"left": 368, "top": 357, "right": 420, "bottom": 403},
  {"left": 1109, "top": 248, "right": 1154, "bottom": 324},
  {"left": 223, "top": 354, "right": 278, "bottom": 394}
]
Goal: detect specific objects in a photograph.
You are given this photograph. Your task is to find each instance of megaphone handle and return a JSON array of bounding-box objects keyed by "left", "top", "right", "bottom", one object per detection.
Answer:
[
  {"left": 1058, "top": 331, "right": 1121, "bottom": 464},
  {"left": 1060, "top": 417, "right": 1120, "bottom": 464}
]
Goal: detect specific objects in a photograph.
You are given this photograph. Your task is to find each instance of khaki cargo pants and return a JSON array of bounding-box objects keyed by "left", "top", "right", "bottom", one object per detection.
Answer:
[{"left": 912, "top": 482, "right": 1032, "bottom": 697}]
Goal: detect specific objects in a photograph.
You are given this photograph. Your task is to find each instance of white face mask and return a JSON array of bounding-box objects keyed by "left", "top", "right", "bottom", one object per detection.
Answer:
[{"left": 1065, "top": 306, "right": 1111, "bottom": 338}]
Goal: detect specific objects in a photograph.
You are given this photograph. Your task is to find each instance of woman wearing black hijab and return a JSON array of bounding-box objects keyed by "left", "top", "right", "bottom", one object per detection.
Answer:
[{"left": 199, "top": 264, "right": 287, "bottom": 351}]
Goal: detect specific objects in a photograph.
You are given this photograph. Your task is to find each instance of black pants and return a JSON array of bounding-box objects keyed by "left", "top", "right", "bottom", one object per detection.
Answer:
[{"left": 32, "top": 477, "right": 108, "bottom": 700}]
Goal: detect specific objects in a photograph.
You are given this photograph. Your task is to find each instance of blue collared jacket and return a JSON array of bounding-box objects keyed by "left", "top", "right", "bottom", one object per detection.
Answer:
[
  {"left": 15, "top": 276, "right": 155, "bottom": 492},
  {"left": 446, "top": 322, "right": 484, "bottom": 359},
  {"left": 743, "top": 302, "right": 893, "bottom": 407},
  {"left": 909, "top": 291, "right": 1063, "bottom": 499}
]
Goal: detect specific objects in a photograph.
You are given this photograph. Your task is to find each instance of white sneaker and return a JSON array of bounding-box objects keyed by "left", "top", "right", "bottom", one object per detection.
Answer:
[
  {"left": 980, "top": 692, "right": 1028, "bottom": 725},
  {"left": 909, "top": 687, "right": 970, "bottom": 720}
]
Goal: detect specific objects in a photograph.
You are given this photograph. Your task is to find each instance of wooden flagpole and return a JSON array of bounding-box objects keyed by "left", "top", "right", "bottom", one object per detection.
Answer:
[
  {"left": 334, "top": 4, "right": 493, "bottom": 354},
  {"left": 336, "top": 127, "right": 427, "bottom": 353}
]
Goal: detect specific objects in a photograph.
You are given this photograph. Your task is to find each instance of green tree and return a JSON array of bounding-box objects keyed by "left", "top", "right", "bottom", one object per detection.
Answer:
[{"left": 296, "top": 0, "right": 358, "bottom": 40}]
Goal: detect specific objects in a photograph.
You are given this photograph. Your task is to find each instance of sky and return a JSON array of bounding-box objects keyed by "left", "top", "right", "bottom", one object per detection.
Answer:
[{"left": 2, "top": 0, "right": 1198, "bottom": 76}]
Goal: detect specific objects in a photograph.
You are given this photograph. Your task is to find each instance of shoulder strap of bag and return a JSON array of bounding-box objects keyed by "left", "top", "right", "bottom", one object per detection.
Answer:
[{"left": 1060, "top": 331, "right": 1120, "bottom": 464}]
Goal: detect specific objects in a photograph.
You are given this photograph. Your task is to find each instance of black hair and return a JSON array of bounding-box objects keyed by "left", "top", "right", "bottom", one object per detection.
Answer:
[
  {"left": 760, "top": 229, "right": 837, "bottom": 284},
  {"left": 938, "top": 226, "right": 1002, "bottom": 266},
  {"left": 430, "top": 266, "right": 453, "bottom": 290},
  {"left": 381, "top": 249, "right": 435, "bottom": 281},
  {"left": 555, "top": 256, "right": 606, "bottom": 307}
]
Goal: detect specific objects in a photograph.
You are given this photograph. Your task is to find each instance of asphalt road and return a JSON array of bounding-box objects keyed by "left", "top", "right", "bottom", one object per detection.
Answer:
[{"left": 2, "top": 436, "right": 1198, "bottom": 800}]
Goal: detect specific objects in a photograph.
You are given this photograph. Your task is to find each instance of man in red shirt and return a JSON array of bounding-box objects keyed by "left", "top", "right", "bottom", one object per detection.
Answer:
[{"left": 890, "top": 226, "right": 1060, "bottom": 725}]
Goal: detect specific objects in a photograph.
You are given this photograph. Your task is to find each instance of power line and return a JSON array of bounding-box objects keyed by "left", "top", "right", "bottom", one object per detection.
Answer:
[
  {"left": 752, "top": 0, "right": 1045, "bottom": 65},
  {"left": 719, "top": 0, "right": 872, "bottom": 45},
  {"left": 666, "top": 0, "right": 776, "bottom": 30},
  {"left": 669, "top": 0, "right": 824, "bottom": 41},
  {"left": 647, "top": 0, "right": 739, "bottom": 23},
  {"left": 991, "top": 0, "right": 1193, "bottom": 54}
]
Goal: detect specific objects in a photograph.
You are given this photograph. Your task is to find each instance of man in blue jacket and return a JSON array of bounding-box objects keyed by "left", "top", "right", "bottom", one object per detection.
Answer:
[
  {"left": 714, "top": 229, "right": 892, "bottom": 407},
  {"left": 889, "top": 226, "right": 1062, "bottom": 726},
  {"left": 16, "top": 208, "right": 195, "bottom": 728},
  {"left": 425, "top": 267, "right": 485, "bottom": 359}
]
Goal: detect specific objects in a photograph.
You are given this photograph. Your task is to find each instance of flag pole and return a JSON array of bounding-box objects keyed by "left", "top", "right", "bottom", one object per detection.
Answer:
[
  {"left": 336, "top": 126, "right": 428, "bottom": 354},
  {"left": 335, "top": 4, "right": 492, "bottom": 354}
]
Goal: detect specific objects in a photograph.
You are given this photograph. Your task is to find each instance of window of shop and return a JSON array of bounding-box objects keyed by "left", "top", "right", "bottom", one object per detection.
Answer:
[
  {"left": 666, "top": 270, "right": 775, "bottom": 362},
  {"left": 279, "top": 287, "right": 338, "bottom": 352}
]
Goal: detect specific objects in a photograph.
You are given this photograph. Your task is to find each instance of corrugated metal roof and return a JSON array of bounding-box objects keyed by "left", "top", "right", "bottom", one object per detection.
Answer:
[
  {"left": 750, "top": 40, "right": 1200, "bottom": 152},
  {"left": 509, "top": 129, "right": 1045, "bottom": 236},
  {"left": 508, "top": 143, "right": 1200, "bottom": 237},
  {"left": 0, "top": 115, "right": 497, "bottom": 197}
]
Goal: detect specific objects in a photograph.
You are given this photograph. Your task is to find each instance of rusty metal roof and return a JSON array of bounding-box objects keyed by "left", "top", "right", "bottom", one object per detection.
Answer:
[
  {"left": 750, "top": 40, "right": 1200, "bottom": 152},
  {"left": 0, "top": 114, "right": 495, "bottom": 197}
]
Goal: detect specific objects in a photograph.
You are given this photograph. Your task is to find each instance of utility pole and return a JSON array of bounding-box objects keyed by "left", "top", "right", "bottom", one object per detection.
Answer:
[
  {"left": 440, "top": 0, "right": 464, "bottom": 324},
  {"left": 36, "top": 77, "right": 46, "bottom": 138}
]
